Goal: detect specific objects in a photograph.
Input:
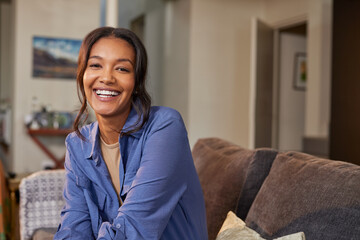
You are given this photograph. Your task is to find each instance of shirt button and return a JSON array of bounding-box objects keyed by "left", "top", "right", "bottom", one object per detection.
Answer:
[{"left": 116, "top": 224, "right": 121, "bottom": 229}]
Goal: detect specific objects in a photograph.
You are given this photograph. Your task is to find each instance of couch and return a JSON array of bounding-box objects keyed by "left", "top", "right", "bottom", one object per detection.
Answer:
[
  {"left": 192, "top": 138, "right": 360, "bottom": 240},
  {"left": 19, "top": 137, "right": 360, "bottom": 240}
]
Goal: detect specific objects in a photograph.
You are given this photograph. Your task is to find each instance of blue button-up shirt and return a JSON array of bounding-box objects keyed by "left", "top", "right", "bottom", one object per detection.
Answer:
[{"left": 54, "top": 106, "right": 208, "bottom": 239}]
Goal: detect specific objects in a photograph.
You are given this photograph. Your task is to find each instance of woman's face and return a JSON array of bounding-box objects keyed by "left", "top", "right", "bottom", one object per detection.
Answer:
[{"left": 83, "top": 37, "right": 136, "bottom": 120}]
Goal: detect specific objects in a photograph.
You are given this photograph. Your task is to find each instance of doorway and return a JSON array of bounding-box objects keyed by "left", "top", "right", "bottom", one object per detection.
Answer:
[
  {"left": 251, "top": 19, "right": 307, "bottom": 151},
  {"left": 277, "top": 23, "right": 307, "bottom": 152}
]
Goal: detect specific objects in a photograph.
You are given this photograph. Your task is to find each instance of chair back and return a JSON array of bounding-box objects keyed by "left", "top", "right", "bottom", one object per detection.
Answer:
[{"left": 19, "top": 169, "right": 65, "bottom": 240}]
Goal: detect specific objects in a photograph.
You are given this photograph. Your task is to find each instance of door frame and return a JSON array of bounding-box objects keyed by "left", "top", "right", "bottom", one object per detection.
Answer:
[
  {"left": 272, "top": 15, "right": 307, "bottom": 149},
  {"left": 249, "top": 15, "right": 307, "bottom": 149}
]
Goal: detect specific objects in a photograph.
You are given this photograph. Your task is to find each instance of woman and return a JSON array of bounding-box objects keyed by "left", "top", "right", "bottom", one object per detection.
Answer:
[{"left": 54, "top": 27, "right": 208, "bottom": 239}]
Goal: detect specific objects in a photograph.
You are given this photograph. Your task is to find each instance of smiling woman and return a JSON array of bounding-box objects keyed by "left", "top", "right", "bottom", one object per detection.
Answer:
[
  {"left": 53, "top": 27, "right": 208, "bottom": 240},
  {"left": 74, "top": 27, "right": 151, "bottom": 141},
  {"left": 83, "top": 37, "right": 136, "bottom": 143}
]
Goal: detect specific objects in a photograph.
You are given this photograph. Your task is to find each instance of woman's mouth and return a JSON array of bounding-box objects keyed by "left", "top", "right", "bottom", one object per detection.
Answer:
[{"left": 94, "top": 89, "right": 120, "bottom": 98}]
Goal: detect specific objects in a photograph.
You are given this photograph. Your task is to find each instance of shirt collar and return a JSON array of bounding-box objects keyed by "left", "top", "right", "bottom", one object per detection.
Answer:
[
  {"left": 86, "top": 121, "right": 100, "bottom": 160},
  {"left": 86, "top": 105, "right": 145, "bottom": 160},
  {"left": 121, "top": 105, "right": 145, "bottom": 138}
]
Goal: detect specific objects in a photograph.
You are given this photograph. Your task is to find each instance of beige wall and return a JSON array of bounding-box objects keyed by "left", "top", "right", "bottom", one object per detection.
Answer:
[
  {"left": 264, "top": 0, "right": 308, "bottom": 25},
  {"left": 264, "top": 0, "right": 332, "bottom": 139},
  {"left": 188, "top": 0, "right": 264, "bottom": 147},
  {"left": 162, "top": 0, "right": 190, "bottom": 125},
  {"left": 117, "top": 0, "right": 166, "bottom": 107},
  {"left": 305, "top": 0, "right": 332, "bottom": 138},
  {"left": 187, "top": 0, "right": 332, "bottom": 148},
  {"left": 6, "top": 0, "right": 333, "bottom": 172},
  {"left": 11, "top": 0, "right": 100, "bottom": 173},
  {"left": 143, "top": 1, "right": 165, "bottom": 107}
]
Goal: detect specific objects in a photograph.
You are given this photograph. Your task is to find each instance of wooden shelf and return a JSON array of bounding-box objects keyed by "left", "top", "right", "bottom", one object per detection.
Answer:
[
  {"left": 27, "top": 128, "right": 73, "bottom": 136},
  {"left": 26, "top": 128, "right": 73, "bottom": 169}
]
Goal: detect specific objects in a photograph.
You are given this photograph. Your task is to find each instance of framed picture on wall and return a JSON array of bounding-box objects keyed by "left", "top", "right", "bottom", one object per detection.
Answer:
[
  {"left": 293, "top": 52, "right": 307, "bottom": 90},
  {"left": 32, "top": 36, "right": 82, "bottom": 79}
]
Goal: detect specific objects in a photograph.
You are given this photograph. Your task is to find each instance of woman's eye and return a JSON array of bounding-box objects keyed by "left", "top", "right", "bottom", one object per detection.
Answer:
[
  {"left": 89, "top": 63, "right": 101, "bottom": 68},
  {"left": 117, "top": 67, "right": 130, "bottom": 73}
]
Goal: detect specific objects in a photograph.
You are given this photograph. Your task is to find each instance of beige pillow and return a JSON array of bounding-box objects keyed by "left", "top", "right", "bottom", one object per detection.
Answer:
[{"left": 216, "top": 212, "right": 305, "bottom": 240}]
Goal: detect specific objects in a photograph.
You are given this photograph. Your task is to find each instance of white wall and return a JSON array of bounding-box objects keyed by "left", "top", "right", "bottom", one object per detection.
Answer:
[
  {"left": 278, "top": 33, "right": 306, "bottom": 151},
  {"left": 11, "top": 0, "right": 100, "bottom": 173},
  {"left": 188, "top": 0, "right": 264, "bottom": 147}
]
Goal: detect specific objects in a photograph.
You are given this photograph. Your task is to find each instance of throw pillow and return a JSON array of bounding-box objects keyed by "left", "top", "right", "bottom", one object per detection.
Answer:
[
  {"left": 216, "top": 211, "right": 305, "bottom": 240},
  {"left": 235, "top": 148, "right": 278, "bottom": 220},
  {"left": 245, "top": 151, "right": 360, "bottom": 239},
  {"left": 32, "top": 228, "right": 57, "bottom": 240}
]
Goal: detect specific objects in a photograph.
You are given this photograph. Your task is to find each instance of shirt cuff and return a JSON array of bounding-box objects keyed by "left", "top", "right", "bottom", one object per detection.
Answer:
[{"left": 97, "top": 219, "right": 125, "bottom": 240}]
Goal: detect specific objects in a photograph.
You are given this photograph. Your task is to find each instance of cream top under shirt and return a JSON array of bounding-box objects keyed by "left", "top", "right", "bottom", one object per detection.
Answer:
[{"left": 100, "top": 137, "right": 121, "bottom": 200}]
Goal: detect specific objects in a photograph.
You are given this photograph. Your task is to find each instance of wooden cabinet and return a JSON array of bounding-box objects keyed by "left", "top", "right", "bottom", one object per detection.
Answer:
[{"left": 330, "top": 0, "right": 360, "bottom": 165}]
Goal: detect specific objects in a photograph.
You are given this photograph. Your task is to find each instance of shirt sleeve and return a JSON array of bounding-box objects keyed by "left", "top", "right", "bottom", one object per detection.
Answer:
[
  {"left": 98, "top": 116, "right": 192, "bottom": 239},
  {"left": 53, "top": 146, "right": 96, "bottom": 240}
]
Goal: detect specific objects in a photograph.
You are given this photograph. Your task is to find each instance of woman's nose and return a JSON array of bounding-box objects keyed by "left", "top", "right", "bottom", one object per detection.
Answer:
[{"left": 100, "top": 68, "right": 115, "bottom": 84}]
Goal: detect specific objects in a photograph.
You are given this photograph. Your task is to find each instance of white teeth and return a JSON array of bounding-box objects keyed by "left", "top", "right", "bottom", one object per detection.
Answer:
[{"left": 95, "top": 89, "right": 120, "bottom": 96}]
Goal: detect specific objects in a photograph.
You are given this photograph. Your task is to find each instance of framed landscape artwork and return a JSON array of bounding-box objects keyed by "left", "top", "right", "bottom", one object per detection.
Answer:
[
  {"left": 293, "top": 52, "right": 307, "bottom": 90},
  {"left": 32, "top": 36, "right": 82, "bottom": 79}
]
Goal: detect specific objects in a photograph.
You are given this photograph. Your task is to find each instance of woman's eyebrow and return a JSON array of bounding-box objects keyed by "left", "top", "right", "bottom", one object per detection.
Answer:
[
  {"left": 89, "top": 55, "right": 134, "bottom": 66},
  {"left": 89, "top": 55, "right": 102, "bottom": 59},
  {"left": 117, "top": 58, "right": 134, "bottom": 66}
]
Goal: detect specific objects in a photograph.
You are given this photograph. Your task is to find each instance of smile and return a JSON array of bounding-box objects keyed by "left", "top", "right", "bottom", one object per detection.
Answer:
[{"left": 94, "top": 89, "right": 120, "bottom": 97}]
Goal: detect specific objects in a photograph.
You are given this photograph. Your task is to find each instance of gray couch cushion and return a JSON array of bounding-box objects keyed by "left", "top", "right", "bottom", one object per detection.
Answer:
[
  {"left": 235, "top": 148, "right": 278, "bottom": 220},
  {"left": 245, "top": 151, "right": 360, "bottom": 240},
  {"left": 193, "top": 138, "right": 256, "bottom": 240}
]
